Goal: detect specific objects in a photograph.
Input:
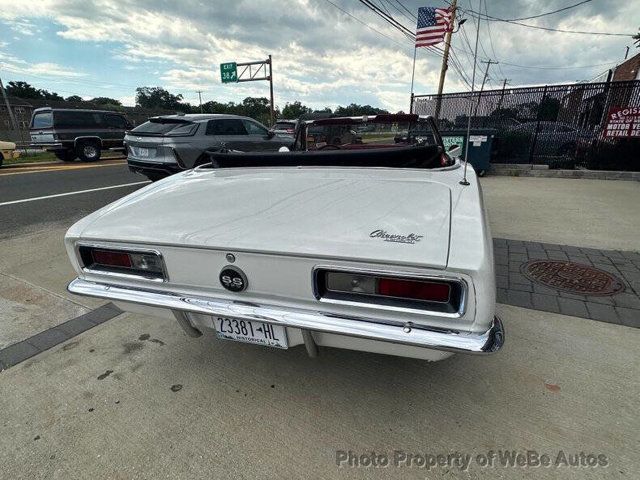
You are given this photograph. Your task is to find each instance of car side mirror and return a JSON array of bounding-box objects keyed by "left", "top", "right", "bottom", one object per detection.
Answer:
[
  {"left": 448, "top": 145, "right": 462, "bottom": 158},
  {"left": 267, "top": 130, "right": 275, "bottom": 139}
]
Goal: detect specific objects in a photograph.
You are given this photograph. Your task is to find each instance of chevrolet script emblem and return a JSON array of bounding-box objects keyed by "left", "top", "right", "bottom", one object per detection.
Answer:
[{"left": 369, "top": 229, "right": 424, "bottom": 245}]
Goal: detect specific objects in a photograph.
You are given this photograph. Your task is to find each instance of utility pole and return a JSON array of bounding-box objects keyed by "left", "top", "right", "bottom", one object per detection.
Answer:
[
  {"left": 479, "top": 60, "right": 498, "bottom": 93},
  {"left": 496, "top": 78, "right": 511, "bottom": 110},
  {"left": 196, "top": 90, "right": 203, "bottom": 113},
  {"left": 0, "top": 76, "right": 18, "bottom": 132},
  {"left": 473, "top": 59, "right": 497, "bottom": 117},
  {"left": 434, "top": 0, "right": 457, "bottom": 120}
]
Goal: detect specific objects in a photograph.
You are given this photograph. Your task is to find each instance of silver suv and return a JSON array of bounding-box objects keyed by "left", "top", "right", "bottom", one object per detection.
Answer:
[{"left": 125, "top": 114, "right": 291, "bottom": 181}]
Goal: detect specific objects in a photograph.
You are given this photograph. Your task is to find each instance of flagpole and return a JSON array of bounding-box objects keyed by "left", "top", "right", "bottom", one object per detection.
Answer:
[
  {"left": 460, "top": 0, "right": 481, "bottom": 186},
  {"left": 434, "top": 0, "right": 457, "bottom": 120},
  {"left": 409, "top": 46, "right": 417, "bottom": 113}
]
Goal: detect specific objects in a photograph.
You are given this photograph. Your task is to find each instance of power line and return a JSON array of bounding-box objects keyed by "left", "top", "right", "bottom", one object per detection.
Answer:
[
  {"left": 324, "top": 0, "right": 473, "bottom": 91},
  {"left": 358, "top": 0, "right": 415, "bottom": 39},
  {"left": 460, "top": 6, "right": 634, "bottom": 36},
  {"left": 374, "top": 0, "right": 391, "bottom": 17},
  {"left": 323, "top": 0, "right": 412, "bottom": 50},
  {"left": 499, "top": 60, "right": 618, "bottom": 70},
  {"left": 481, "top": 0, "right": 594, "bottom": 22},
  {"left": 392, "top": 0, "right": 417, "bottom": 21},
  {"left": 379, "top": 0, "right": 415, "bottom": 24},
  {"left": 481, "top": 0, "right": 506, "bottom": 79},
  {"left": 353, "top": 0, "right": 451, "bottom": 64}
]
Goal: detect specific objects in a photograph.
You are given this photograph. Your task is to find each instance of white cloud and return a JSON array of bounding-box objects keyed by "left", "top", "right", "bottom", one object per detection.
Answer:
[{"left": 0, "top": 0, "right": 636, "bottom": 111}]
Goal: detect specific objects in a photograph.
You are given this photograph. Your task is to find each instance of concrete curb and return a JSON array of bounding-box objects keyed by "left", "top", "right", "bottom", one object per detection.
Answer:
[{"left": 489, "top": 164, "right": 640, "bottom": 181}]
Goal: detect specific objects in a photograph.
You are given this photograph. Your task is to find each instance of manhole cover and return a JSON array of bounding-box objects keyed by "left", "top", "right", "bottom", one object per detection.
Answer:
[{"left": 522, "top": 260, "right": 625, "bottom": 296}]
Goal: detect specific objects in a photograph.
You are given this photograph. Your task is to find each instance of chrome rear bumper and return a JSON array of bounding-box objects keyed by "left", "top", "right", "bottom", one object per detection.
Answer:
[{"left": 68, "top": 278, "right": 504, "bottom": 355}]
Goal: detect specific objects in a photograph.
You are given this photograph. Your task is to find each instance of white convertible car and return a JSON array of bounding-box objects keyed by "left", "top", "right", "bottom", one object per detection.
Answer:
[{"left": 66, "top": 114, "right": 504, "bottom": 361}]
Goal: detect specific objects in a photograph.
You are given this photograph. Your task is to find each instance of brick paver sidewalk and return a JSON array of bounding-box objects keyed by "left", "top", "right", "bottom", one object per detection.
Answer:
[{"left": 494, "top": 238, "right": 640, "bottom": 328}]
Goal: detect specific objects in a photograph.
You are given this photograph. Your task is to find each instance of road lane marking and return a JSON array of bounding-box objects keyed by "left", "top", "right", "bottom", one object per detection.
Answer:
[
  {"left": 0, "top": 161, "right": 127, "bottom": 176},
  {"left": 0, "top": 181, "right": 150, "bottom": 207}
]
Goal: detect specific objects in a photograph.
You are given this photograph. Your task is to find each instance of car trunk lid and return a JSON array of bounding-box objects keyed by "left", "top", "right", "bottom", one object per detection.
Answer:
[{"left": 79, "top": 168, "right": 452, "bottom": 269}]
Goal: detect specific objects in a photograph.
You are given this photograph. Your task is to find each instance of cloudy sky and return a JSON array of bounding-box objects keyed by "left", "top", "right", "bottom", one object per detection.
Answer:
[{"left": 0, "top": 0, "right": 637, "bottom": 111}]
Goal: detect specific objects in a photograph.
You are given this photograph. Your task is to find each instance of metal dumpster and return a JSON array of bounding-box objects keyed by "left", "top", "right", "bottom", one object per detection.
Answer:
[{"left": 441, "top": 129, "right": 496, "bottom": 176}]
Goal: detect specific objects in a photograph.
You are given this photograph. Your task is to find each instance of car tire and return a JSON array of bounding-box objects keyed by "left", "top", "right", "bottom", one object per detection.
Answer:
[
  {"left": 76, "top": 141, "right": 101, "bottom": 162},
  {"left": 54, "top": 150, "right": 77, "bottom": 162}
]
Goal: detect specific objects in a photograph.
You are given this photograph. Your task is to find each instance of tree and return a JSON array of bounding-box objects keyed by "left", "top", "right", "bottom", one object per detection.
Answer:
[
  {"left": 239, "top": 97, "right": 274, "bottom": 124},
  {"left": 634, "top": 28, "right": 639, "bottom": 48},
  {"left": 65, "top": 95, "right": 84, "bottom": 102},
  {"left": 334, "top": 103, "right": 388, "bottom": 116},
  {"left": 281, "top": 101, "right": 312, "bottom": 119},
  {"left": 40, "top": 90, "right": 63, "bottom": 101},
  {"left": 5, "top": 81, "right": 42, "bottom": 98},
  {"left": 5, "top": 81, "right": 63, "bottom": 100},
  {"left": 135, "top": 86, "right": 184, "bottom": 110},
  {"left": 90, "top": 96, "right": 122, "bottom": 106}
]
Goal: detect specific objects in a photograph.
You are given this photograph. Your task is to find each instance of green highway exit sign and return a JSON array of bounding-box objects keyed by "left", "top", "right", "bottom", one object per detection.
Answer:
[{"left": 220, "top": 62, "right": 237, "bottom": 83}]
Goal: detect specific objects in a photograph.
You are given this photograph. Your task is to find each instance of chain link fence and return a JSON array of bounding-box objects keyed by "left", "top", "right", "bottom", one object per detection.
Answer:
[
  {"left": 413, "top": 80, "right": 640, "bottom": 171},
  {"left": 0, "top": 97, "right": 173, "bottom": 147}
]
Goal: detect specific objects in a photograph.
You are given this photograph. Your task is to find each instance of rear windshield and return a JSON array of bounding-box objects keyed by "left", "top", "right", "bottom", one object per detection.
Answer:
[
  {"left": 31, "top": 112, "right": 53, "bottom": 129},
  {"left": 302, "top": 121, "right": 437, "bottom": 150},
  {"left": 131, "top": 119, "right": 198, "bottom": 136},
  {"left": 274, "top": 122, "right": 295, "bottom": 130}
]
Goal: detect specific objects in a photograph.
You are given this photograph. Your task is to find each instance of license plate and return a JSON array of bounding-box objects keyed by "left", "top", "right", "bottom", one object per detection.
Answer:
[
  {"left": 214, "top": 317, "right": 288, "bottom": 349},
  {"left": 137, "top": 147, "right": 149, "bottom": 157}
]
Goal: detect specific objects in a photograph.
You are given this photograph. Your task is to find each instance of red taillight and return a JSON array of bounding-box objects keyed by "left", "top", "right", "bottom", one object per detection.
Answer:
[
  {"left": 92, "top": 249, "right": 132, "bottom": 268},
  {"left": 377, "top": 278, "right": 450, "bottom": 302}
]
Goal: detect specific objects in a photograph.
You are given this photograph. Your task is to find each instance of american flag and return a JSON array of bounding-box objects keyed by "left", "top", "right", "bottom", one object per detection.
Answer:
[{"left": 415, "top": 6, "right": 453, "bottom": 48}]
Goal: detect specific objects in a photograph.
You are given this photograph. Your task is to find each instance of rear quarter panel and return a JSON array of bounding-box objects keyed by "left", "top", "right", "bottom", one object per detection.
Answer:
[{"left": 447, "top": 169, "right": 496, "bottom": 332}]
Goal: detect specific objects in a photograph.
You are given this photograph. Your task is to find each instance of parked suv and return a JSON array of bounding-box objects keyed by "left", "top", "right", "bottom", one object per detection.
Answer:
[
  {"left": 125, "top": 114, "right": 291, "bottom": 181},
  {"left": 271, "top": 119, "right": 297, "bottom": 140},
  {"left": 30, "top": 107, "right": 132, "bottom": 162}
]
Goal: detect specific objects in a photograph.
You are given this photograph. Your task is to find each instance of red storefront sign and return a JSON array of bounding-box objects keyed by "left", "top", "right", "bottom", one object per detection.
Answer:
[{"left": 604, "top": 106, "right": 640, "bottom": 138}]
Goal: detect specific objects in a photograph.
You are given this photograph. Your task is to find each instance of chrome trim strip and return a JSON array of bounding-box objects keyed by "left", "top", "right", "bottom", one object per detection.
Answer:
[
  {"left": 67, "top": 278, "right": 503, "bottom": 355},
  {"left": 312, "top": 265, "right": 467, "bottom": 319},
  {"left": 75, "top": 242, "right": 169, "bottom": 283}
]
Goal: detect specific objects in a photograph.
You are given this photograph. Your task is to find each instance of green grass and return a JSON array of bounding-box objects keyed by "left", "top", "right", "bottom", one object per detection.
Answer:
[{"left": 2, "top": 151, "right": 60, "bottom": 165}]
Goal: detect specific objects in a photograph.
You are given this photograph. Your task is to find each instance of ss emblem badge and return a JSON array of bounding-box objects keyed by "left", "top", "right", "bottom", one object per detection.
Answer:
[{"left": 219, "top": 265, "right": 248, "bottom": 292}]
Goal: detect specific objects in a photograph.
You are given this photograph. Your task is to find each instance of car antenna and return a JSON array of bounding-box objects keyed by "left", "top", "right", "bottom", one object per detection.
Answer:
[{"left": 460, "top": 0, "right": 481, "bottom": 187}]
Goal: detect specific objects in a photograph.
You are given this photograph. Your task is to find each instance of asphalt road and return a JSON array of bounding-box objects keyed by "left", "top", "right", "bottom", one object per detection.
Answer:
[{"left": 0, "top": 161, "right": 149, "bottom": 239}]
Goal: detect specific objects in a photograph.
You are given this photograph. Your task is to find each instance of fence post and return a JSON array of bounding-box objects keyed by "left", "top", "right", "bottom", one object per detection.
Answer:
[{"left": 528, "top": 84, "right": 548, "bottom": 165}]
